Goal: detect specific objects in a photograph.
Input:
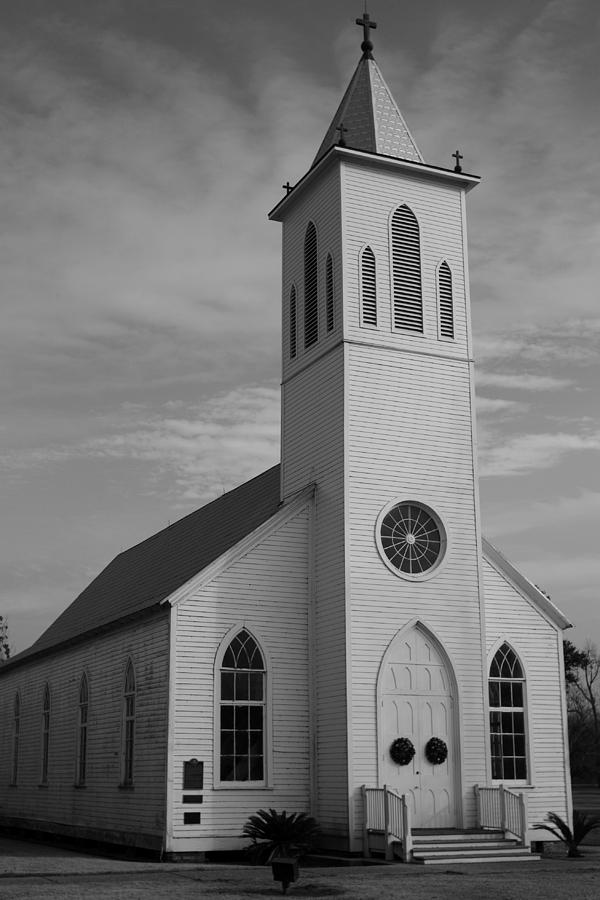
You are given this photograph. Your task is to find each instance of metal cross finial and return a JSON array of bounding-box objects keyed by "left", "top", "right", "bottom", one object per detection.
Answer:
[
  {"left": 356, "top": 10, "right": 377, "bottom": 59},
  {"left": 336, "top": 122, "right": 348, "bottom": 147},
  {"left": 282, "top": 181, "right": 293, "bottom": 195},
  {"left": 452, "top": 150, "right": 463, "bottom": 173}
]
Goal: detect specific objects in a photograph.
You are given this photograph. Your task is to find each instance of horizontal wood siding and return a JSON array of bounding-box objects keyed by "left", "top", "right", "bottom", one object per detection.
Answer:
[
  {"left": 345, "top": 344, "right": 486, "bottom": 844},
  {"left": 483, "top": 558, "right": 570, "bottom": 827},
  {"left": 0, "top": 613, "right": 170, "bottom": 847},
  {"left": 341, "top": 159, "right": 469, "bottom": 359},
  {"left": 281, "top": 164, "right": 342, "bottom": 383},
  {"left": 168, "top": 507, "right": 311, "bottom": 853}
]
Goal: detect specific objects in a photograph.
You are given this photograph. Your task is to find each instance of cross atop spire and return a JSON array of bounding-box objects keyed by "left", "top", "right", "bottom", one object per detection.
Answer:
[{"left": 356, "top": 9, "right": 377, "bottom": 60}]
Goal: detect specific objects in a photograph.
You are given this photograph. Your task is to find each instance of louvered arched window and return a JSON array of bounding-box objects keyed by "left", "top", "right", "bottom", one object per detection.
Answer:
[
  {"left": 304, "top": 221, "right": 318, "bottom": 348},
  {"left": 76, "top": 673, "right": 89, "bottom": 786},
  {"left": 326, "top": 253, "right": 334, "bottom": 332},
  {"left": 438, "top": 261, "right": 454, "bottom": 339},
  {"left": 289, "top": 285, "right": 297, "bottom": 359},
  {"left": 219, "top": 628, "right": 266, "bottom": 783},
  {"left": 41, "top": 683, "right": 50, "bottom": 784},
  {"left": 489, "top": 643, "right": 527, "bottom": 781},
  {"left": 391, "top": 204, "right": 423, "bottom": 332},
  {"left": 360, "top": 246, "right": 377, "bottom": 327},
  {"left": 11, "top": 693, "right": 20, "bottom": 785},
  {"left": 121, "top": 660, "right": 136, "bottom": 787}
]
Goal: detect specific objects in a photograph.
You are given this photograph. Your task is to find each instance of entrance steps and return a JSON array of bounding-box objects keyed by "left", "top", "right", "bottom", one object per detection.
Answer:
[{"left": 410, "top": 829, "right": 540, "bottom": 865}]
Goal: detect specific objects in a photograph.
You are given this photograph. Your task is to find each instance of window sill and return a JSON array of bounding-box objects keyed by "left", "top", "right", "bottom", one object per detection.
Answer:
[
  {"left": 492, "top": 781, "right": 535, "bottom": 790},
  {"left": 213, "top": 783, "right": 273, "bottom": 791}
]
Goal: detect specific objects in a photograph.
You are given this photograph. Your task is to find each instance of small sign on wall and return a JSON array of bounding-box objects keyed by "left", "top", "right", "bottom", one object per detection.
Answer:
[{"left": 183, "top": 759, "right": 204, "bottom": 790}]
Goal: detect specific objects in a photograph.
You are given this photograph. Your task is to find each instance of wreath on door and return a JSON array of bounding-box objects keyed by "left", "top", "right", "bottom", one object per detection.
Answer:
[
  {"left": 425, "top": 737, "right": 448, "bottom": 765},
  {"left": 389, "top": 737, "right": 415, "bottom": 766}
]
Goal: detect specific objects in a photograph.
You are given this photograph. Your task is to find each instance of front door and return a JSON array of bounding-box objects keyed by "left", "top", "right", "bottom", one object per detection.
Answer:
[{"left": 379, "top": 625, "right": 458, "bottom": 828}]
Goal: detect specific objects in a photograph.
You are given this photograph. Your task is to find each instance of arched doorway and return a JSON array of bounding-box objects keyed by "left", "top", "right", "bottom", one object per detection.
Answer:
[{"left": 378, "top": 622, "right": 460, "bottom": 828}]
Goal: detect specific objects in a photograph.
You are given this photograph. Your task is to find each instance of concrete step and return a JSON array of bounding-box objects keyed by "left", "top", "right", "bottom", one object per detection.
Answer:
[
  {"left": 413, "top": 852, "right": 540, "bottom": 865},
  {"left": 412, "top": 841, "right": 519, "bottom": 852}
]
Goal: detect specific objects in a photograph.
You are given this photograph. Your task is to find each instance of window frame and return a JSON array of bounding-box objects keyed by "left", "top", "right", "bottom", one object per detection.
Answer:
[
  {"left": 213, "top": 625, "right": 272, "bottom": 790},
  {"left": 436, "top": 259, "right": 455, "bottom": 341},
  {"left": 289, "top": 284, "right": 297, "bottom": 359},
  {"left": 11, "top": 692, "right": 20, "bottom": 786},
  {"left": 389, "top": 203, "right": 424, "bottom": 335},
  {"left": 76, "top": 672, "right": 89, "bottom": 787},
  {"left": 488, "top": 642, "right": 530, "bottom": 785},
  {"left": 303, "top": 221, "right": 319, "bottom": 349},
  {"left": 40, "top": 683, "right": 51, "bottom": 785},
  {"left": 120, "top": 660, "right": 136, "bottom": 788},
  {"left": 325, "top": 252, "right": 334, "bottom": 333},
  {"left": 359, "top": 245, "right": 378, "bottom": 329}
]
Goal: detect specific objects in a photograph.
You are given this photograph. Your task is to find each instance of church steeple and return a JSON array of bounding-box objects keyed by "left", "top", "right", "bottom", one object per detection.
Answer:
[{"left": 312, "top": 15, "right": 423, "bottom": 167}]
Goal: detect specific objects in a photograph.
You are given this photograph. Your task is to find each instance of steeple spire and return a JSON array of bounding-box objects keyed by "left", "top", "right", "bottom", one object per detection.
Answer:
[{"left": 312, "top": 13, "right": 423, "bottom": 167}]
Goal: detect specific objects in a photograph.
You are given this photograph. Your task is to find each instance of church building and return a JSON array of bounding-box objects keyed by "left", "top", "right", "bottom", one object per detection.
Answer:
[{"left": 0, "top": 14, "right": 572, "bottom": 863}]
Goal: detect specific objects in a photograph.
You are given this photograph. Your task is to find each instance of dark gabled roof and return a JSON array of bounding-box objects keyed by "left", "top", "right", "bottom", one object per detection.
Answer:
[{"left": 7, "top": 465, "right": 281, "bottom": 668}]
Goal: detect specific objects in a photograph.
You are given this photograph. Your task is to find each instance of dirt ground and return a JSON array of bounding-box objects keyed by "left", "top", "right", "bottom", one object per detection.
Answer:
[{"left": 1, "top": 837, "right": 600, "bottom": 900}]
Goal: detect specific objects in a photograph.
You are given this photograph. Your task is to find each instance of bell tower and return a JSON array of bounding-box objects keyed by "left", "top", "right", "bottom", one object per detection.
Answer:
[{"left": 270, "top": 15, "right": 488, "bottom": 850}]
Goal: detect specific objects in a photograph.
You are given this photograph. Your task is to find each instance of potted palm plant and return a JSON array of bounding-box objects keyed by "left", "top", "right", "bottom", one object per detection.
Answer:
[
  {"left": 534, "top": 810, "right": 600, "bottom": 857},
  {"left": 242, "top": 808, "right": 320, "bottom": 894}
]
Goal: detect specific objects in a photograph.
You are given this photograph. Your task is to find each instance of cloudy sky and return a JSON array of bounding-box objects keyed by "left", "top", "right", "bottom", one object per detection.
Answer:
[{"left": 1, "top": 0, "right": 599, "bottom": 654}]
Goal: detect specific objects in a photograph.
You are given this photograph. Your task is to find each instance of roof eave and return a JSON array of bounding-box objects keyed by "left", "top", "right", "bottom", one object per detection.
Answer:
[
  {"left": 483, "top": 537, "right": 572, "bottom": 631},
  {"left": 269, "top": 145, "right": 480, "bottom": 221}
]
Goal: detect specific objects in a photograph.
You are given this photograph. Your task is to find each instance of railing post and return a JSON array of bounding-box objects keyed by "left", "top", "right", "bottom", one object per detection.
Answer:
[
  {"left": 362, "top": 786, "right": 371, "bottom": 858},
  {"left": 383, "top": 785, "right": 392, "bottom": 861},
  {"left": 499, "top": 784, "right": 507, "bottom": 834},
  {"left": 519, "top": 792, "right": 529, "bottom": 849},
  {"left": 401, "top": 794, "right": 412, "bottom": 863},
  {"left": 474, "top": 784, "right": 481, "bottom": 829}
]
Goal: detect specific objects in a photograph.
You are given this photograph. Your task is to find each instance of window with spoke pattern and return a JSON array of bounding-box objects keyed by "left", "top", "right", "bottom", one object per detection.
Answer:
[
  {"left": 360, "top": 246, "right": 377, "bottom": 327},
  {"left": 289, "top": 285, "right": 297, "bottom": 359},
  {"left": 304, "top": 222, "right": 318, "bottom": 348},
  {"left": 489, "top": 643, "right": 527, "bottom": 781},
  {"left": 220, "top": 629, "right": 266, "bottom": 783},
  {"left": 326, "top": 253, "right": 334, "bottom": 332},
  {"left": 391, "top": 205, "right": 423, "bottom": 332},
  {"left": 438, "top": 261, "right": 454, "bottom": 339},
  {"left": 379, "top": 502, "right": 444, "bottom": 576}
]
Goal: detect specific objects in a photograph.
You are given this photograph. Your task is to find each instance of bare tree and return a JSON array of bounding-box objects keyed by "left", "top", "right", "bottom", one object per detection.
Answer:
[
  {"left": 0, "top": 615, "right": 10, "bottom": 662},
  {"left": 566, "top": 642, "right": 600, "bottom": 786}
]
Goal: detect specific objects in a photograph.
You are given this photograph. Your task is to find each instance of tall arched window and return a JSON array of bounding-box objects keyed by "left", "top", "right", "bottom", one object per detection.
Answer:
[
  {"left": 122, "top": 661, "right": 136, "bottom": 787},
  {"left": 41, "top": 684, "right": 50, "bottom": 784},
  {"left": 391, "top": 204, "right": 423, "bottom": 332},
  {"left": 12, "top": 693, "right": 20, "bottom": 786},
  {"left": 438, "top": 261, "right": 454, "bottom": 339},
  {"left": 289, "top": 285, "right": 297, "bottom": 359},
  {"left": 304, "top": 221, "right": 319, "bottom": 348},
  {"left": 489, "top": 643, "right": 527, "bottom": 781},
  {"left": 219, "top": 629, "right": 266, "bottom": 783},
  {"left": 76, "top": 673, "right": 89, "bottom": 786},
  {"left": 360, "top": 246, "right": 377, "bottom": 327},
  {"left": 325, "top": 253, "right": 334, "bottom": 332}
]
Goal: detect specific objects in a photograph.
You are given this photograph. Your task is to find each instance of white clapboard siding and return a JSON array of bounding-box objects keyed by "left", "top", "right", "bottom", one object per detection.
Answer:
[
  {"left": 0, "top": 613, "right": 170, "bottom": 850},
  {"left": 483, "top": 557, "right": 571, "bottom": 829},
  {"left": 281, "top": 164, "right": 342, "bottom": 384},
  {"left": 341, "top": 159, "right": 469, "bottom": 358},
  {"left": 168, "top": 506, "right": 311, "bottom": 853},
  {"left": 345, "top": 344, "right": 486, "bottom": 844}
]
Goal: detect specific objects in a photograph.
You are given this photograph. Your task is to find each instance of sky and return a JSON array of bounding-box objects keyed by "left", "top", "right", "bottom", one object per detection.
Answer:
[{"left": 1, "top": 0, "right": 599, "bottom": 655}]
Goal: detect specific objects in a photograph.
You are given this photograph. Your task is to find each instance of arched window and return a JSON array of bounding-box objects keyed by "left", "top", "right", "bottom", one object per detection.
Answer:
[
  {"left": 304, "top": 221, "right": 319, "bottom": 348},
  {"left": 438, "top": 261, "right": 454, "bottom": 339},
  {"left": 391, "top": 204, "right": 423, "bottom": 332},
  {"left": 289, "top": 285, "right": 297, "bottom": 359},
  {"left": 219, "top": 629, "right": 266, "bottom": 783},
  {"left": 76, "top": 673, "right": 89, "bottom": 786},
  {"left": 41, "top": 684, "right": 50, "bottom": 784},
  {"left": 360, "top": 246, "right": 377, "bottom": 327},
  {"left": 325, "top": 253, "right": 334, "bottom": 332},
  {"left": 11, "top": 693, "right": 20, "bottom": 785},
  {"left": 122, "top": 661, "right": 135, "bottom": 787},
  {"left": 489, "top": 643, "right": 527, "bottom": 780}
]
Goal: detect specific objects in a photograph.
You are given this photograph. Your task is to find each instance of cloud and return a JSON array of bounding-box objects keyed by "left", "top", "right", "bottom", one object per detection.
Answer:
[
  {"left": 480, "top": 430, "right": 600, "bottom": 477},
  {"left": 475, "top": 396, "right": 528, "bottom": 416},
  {"left": 476, "top": 372, "right": 572, "bottom": 391},
  {"left": 484, "top": 490, "right": 600, "bottom": 537}
]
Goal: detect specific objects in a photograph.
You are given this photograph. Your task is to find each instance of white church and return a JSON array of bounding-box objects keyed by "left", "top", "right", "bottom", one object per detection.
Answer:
[{"left": 0, "top": 15, "right": 572, "bottom": 863}]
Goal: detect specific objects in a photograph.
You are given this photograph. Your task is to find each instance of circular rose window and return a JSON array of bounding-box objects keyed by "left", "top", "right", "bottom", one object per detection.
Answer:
[{"left": 378, "top": 501, "right": 446, "bottom": 578}]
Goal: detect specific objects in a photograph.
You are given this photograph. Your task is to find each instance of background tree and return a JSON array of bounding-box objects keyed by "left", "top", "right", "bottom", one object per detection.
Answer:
[
  {"left": 564, "top": 639, "right": 600, "bottom": 786},
  {"left": 0, "top": 615, "right": 10, "bottom": 662}
]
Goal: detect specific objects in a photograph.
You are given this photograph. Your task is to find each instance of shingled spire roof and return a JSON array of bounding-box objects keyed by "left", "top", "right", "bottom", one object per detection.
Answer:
[{"left": 312, "top": 52, "right": 423, "bottom": 167}]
